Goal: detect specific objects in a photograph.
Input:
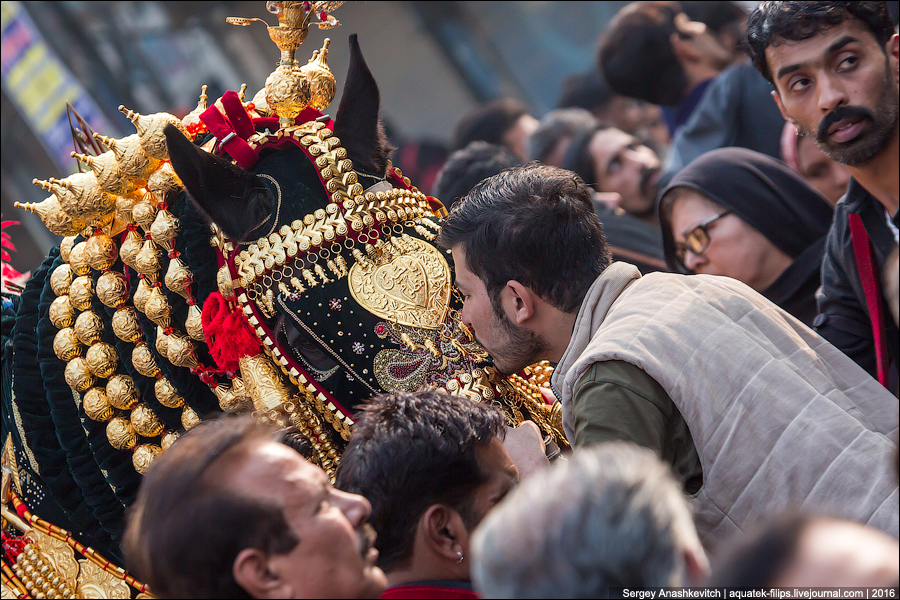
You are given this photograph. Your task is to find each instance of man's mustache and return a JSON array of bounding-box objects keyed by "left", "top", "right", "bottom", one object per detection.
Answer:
[{"left": 816, "top": 105, "right": 874, "bottom": 144}]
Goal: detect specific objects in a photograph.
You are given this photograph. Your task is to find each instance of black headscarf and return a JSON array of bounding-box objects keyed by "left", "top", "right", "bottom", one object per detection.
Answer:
[{"left": 658, "top": 147, "right": 833, "bottom": 273}]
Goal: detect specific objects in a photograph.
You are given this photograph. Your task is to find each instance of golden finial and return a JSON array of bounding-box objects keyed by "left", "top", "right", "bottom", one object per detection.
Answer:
[
  {"left": 119, "top": 105, "right": 189, "bottom": 160},
  {"left": 182, "top": 85, "right": 210, "bottom": 129},
  {"left": 239, "top": 83, "right": 248, "bottom": 102},
  {"left": 301, "top": 38, "right": 336, "bottom": 111}
]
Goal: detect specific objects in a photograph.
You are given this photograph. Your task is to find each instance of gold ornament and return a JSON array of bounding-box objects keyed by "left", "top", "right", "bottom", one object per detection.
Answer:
[
  {"left": 49, "top": 263, "right": 74, "bottom": 296},
  {"left": 106, "top": 374, "right": 139, "bottom": 410},
  {"left": 144, "top": 286, "right": 171, "bottom": 328},
  {"left": 348, "top": 236, "right": 451, "bottom": 330},
  {"left": 53, "top": 328, "right": 83, "bottom": 361},
  {"left": 50, "top": 172, "right": 116, "bottom": 221},
  {"left": 217, "top": 265, "right": 235, "bottom": 298},
  {"left": 67, "top": 242, "right": 91, "bottom": 276},
  {"left": 133, "top": 277, "right": 153, "bottom": 313},
  {"left": 96, "top": 271, "right": 129, "bottom": 308},
  {"left": 160, "top": 431, "right": 179, "bottom": 451},
  {"left": 266, "top": 63, "right": 310, "bottom": 128},
  {"left": 147, "top": 163, "right": 183, "bottom": 206},
  {"left": 84, "top": 232, "right": 118, "bottom": 272},
  {"left": 106, "top": 417, "right": 138, "bottom": 451},
  {"left": 239, "top": 354, "right": 291, "bottom": 412},
  {"left": 134, "top": 240, "right": 161, "bottom": 277},
  {"left": 182, "top": 85, "right": 209, "bottom": 129},
  {"left": 154, "top": 376, "right": 184, "bottom": 409},
  {"left": 213, "top": 383, "right": 245, "bottom": 413},
  {"left": 94, "top": 133, "right": 161, "bottom": 182},
  {"left": 59, "top": 236, "right": 77, "bottom": 262},
  {"left": 114, "top": 191, "right": 142, "bottom": 225},
  {"left": 181, "top": 405, "right": 201, "bottom": 430},
  {"left": 73, "top": 311, "right": 104, "bottom": 346},
  {"left": 155, "top": 325, "right": 170, "bottom": 358},
  {"left": 165, "top": 333, "right": 198, "bottom": 369},
  {"left": 71, "top": 150, "right": 135, "bottom": 197},
  {"left": 85, "top": 342, "right": 119, "bottom": 378},
  {"left": 64, "top": 358, "right": 95, "bottom": 392},
  {"left": 131, "top": 201, "right": 158, "bottom": 232},
  {"left": 48, "top": 296, "right": 76, "bottom": 329},
  {"left": 300, "top": 38, "right": 336, "bottom": 111},
  {"left": 132, "top": 343, "right": 161, "bottom": 378},
  {"left": 68, "top": 275, "right": 94, "bottom": 312},
  {"left": 14, "top": 196, "right": 86, "bottom": 236},
  {"left": 164, "top": 256, "right": 192, "bottom": 298},
  {"left": 132, "top": 444, "right": 162, "bottom": 475},
  {"left": 119, "top": 229, "right": 144, "bottom": 269},
  {"left": 185, "top": 304, "right": 206, "bottom": 341},
  {"left": 130, "top": 404, "right": 164, "bottom": 438},
  {"left": 149, "top": 208, "right": 180, "bottom": 250},
  {"left": 119, "top": 106, "right": 190, "bottom": 161},
  {"left": 83, "top": 387, "right": 114, "bottom": 422}
]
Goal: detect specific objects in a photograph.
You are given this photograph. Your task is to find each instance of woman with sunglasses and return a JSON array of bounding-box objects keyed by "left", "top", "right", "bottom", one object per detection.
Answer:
[{"left": 659, "top": 147, "right": 834, "bottom": 327}]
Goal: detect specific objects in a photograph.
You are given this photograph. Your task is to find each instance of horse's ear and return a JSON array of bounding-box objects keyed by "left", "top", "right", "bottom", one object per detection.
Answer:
[
  {"left": 333, "top": 34, "right": 392, "bottom": 176},
  {"left": 164, "top": 124, "right": 272, "bottom": 242}
]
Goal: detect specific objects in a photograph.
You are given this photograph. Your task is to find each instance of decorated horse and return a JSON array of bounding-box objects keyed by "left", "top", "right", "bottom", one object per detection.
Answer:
[{"left": 1, "top": 2, "right": 564, "bottom": 596}]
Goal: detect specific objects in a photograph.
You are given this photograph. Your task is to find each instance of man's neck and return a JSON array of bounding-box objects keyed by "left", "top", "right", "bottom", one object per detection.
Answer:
[
  {"left": 544, "top": 310, "right": 578, "bottom": 364},
  {"left": 845, "top": 125, "right": 900, "bottom": 217}
]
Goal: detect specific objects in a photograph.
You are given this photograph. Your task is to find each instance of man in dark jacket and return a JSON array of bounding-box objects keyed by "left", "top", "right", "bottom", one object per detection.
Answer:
[{"left": 746, "top": 1, "right": 899, "bottom": 393}]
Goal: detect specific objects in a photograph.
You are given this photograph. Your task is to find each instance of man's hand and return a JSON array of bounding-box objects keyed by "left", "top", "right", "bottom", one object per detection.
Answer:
[{"left": 503, "top": 421, "right": 550, "bottom": 480}]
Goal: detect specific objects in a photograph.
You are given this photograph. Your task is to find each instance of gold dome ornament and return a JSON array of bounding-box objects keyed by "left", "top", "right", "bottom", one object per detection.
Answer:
[
  {"left": 68, "top": 275, "right": 94, "bottom": 311},
  {"left": 155, "top": 325, "right": 170, "bottom": 358},
  {"left": 213, "top": 383, "right": 248, "bottom": 413},
  {"left": 182, "top": 85, "right": 209, "bottom": 129},
  {"left": 133, "top": 277, "right": 153, "bottom": 313},
  {"left": 96, "top": 271, "right": 130, "bottom": 309},
  {"left": 147, "top": 163, "right": 183, "bottom": 206},
  {"left": 114, "top": 191, "right": 144, "bottom": 226},
  {"left": 164, "top": 256, "right": 193, "bottom": 298},
  {"left": 85, "top": 342, "right": 119, "bottom": 378},
  {"left": 119, "top": 228, "right": 144, "bottom": 269},
  {"left": 216, "top": 265, "right": 235, "bottom": 298},
  {"left": 134, "top": 240, "right": 161, "bottom": 277},
  {"left": 165, "top": 333, "right": 198, "bottom": 369},
  {"left": 181, "top": 405, "right": 201, "bottom": 430},
  {"left": 67, "top": 242, "right": 91, "bottom": 276},
  {"left": 53, "top": 328, "right": 83, "bottom": 361},
  {"left": 83, "top": 387, "right": 114, "bottom": 422},
  {"left": 150, "top": 206, "right": 180, "bottom": 249},
  {"left": 132, "top": 444, "right": 162, "bottom": 475},
  {"left": 130, "top": 404, "right": 164, "bottom": 438},
  {"left": 131, "top": 201, "right": 159, "bottom": 232},
  {"left": 154, "top": 376, "right": 184, "bottom": 409},
  {"left": 48, "top": 296, "right": 76, "bottom": 329},
  {"left": 73, "top": 310, "right": 104, "bottom": 346},
  {"left": 185, "top": 304, "right": 206, "bottom": 342},
  {"left": 50, "top": 173, "right": 116, "bottom": 221},
  {"left": 84, "top": 232, "right": 119, "bottom": 272},
  {"left": 112, "top": 307, "right": 143, "bottom": 344},
  {"left": 49, "top": 263, "right": 74, "bottom": 296},
  {"left": 144, "top": 286, "right": 172, "bottom": 328},
  {"left": 106, "top": 374, "right": 139, "bottom": 410},
  {"left": 132, "top": 343, "right": 161, "bottom": 378},
  {"left": 160, "top": 431, "right": 180, "bottom": 451},
  {"left": 64, "top": 357, "right": 95, "bottom": 392},
  {"left": 106, "top": 417, "right": 138, "bottom": 451},
  {"left": 59, "top": 236, "right": 77, "bottom": 262},
  {"left": 14, "top": 196, "right": 86, "bottom": 236},
  {"left": 265, "top": 62, "right": 310, "bottom": 129},
  {"left": 300, "top": 38, "right": 336, "bottom": 111},
  {"left": 118, "top": 106, "right": 190, "bottom": 161},
  {"left": 94, "top": 133, "right": 160, "bottom": 182}
]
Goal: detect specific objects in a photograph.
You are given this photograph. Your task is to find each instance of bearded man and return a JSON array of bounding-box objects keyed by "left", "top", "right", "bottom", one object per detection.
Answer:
[{"left": 746, "top": 1, "right": 900, "bottom": 394}]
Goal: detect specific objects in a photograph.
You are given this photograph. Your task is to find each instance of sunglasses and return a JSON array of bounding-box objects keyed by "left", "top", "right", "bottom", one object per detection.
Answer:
[{"left": 673, "top": 210, "right": 732, "bottom": 268}]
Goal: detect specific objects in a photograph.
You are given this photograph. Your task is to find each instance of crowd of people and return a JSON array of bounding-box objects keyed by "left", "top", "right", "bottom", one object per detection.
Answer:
[{"left": 121, "top": 1, "right": 898, "bottom": 598}]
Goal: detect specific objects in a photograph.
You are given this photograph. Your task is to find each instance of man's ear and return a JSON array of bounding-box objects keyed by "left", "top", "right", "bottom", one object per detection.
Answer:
[
  {"left": 771, "top": 89, "right": 793, "bottom": 124},
  {"left": 501, "top": 280, "right": 538, "bottom": 326},
  {"left": 889, "top": 33, "right": 899, "bottom": 80},
  {"left": 233, "top": 548, "right": 287, "bottom": 599},
  {"left": 422, "top": 504, "right": 468, "bottom": 561}
]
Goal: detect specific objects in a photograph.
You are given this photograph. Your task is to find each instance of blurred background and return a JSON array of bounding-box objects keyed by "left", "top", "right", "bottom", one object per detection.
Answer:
[{"left": 2, "top": 0, "right": 761, "bottom": 275}]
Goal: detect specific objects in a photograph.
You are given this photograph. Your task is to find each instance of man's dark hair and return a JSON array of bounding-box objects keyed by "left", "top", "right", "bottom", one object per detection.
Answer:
[
  {"left": 437, "top": 162, "right": 612, "bottom": 314},
  {"left": 557, "top": 70, "right": 617, "bottom": 113},
  {"left": 432, "top": 142, "right": 522, "bottom": 210},
  {"left": 453, "top": 98, "right": 531, "bottom": 151},
  {"left": 709, "top": 512, "right": 814, "bottom": 587},
  {"left": 123, "top": 415, "right": 299, "bottom": 599},
  {"left": 528, "top": 108, "right": 599, "bottom": 165},
  {"left": 746, "top": 1, "right": 896, "bottom": 84},
  {"left": 334, "top": 390, "right": 506, "bottom": 573},
  {"left": 561, "top": 122, "right": 616, "bottom": 192},
  {"left": 599, "top": 1, "right": 690, "bottom": 106}
]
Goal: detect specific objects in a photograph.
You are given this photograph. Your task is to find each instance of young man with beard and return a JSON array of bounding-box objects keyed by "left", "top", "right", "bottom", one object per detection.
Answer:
[
  {"left": 438, "top": 162, "right": 898, "bottom": 550},
  {"left": 746, "top": 1, "right": 900, "bottom": 393}
]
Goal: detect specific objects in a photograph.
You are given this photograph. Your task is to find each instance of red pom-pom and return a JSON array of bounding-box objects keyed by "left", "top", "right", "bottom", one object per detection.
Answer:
[{"left": 202, "top": 292, "right": 260, "bottom": 371}]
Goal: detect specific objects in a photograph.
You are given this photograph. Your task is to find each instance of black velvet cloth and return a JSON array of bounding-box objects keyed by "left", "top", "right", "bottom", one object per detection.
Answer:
[{"left": 659, "top": 147, "right": 834, "bottom": 325}]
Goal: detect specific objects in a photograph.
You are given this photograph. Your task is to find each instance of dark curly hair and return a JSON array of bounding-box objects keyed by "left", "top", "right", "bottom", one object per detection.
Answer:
[
  {"left": 334, "top": 390, "right": 507, "bottom": 573},
  {"left": 746, "top": 1, "right": 895, "bottom": 84}
]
